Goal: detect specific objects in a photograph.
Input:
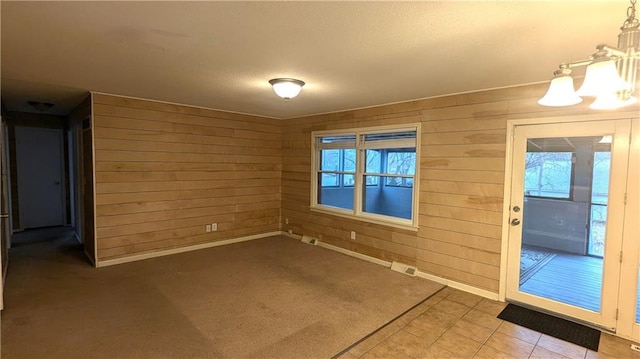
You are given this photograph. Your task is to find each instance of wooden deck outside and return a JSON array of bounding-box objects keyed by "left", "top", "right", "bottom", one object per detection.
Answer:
[{"left": 519, "top": 251, "right": 640, "bottom": 323}]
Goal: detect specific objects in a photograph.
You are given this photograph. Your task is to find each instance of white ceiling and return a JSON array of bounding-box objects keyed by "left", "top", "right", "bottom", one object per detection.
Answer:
[{"left": 0, "top": 1, "right": 631, "bottom": 119}]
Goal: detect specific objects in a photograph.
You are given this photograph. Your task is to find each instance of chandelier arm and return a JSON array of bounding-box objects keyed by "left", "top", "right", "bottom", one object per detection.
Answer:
[
  {"left": 561, "top": 59, "right": 592, "bottom": 69},
  {"left": 600, "top": 45, "right": 627, "bottom": 57}
]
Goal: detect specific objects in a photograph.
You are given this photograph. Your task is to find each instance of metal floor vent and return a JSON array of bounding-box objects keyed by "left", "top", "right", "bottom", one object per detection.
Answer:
[
  {"left": 390, "top": 261, "right": 417, "bottom": 277},
  {"left": 301, "top": 235, "right": 318, "bottom": 245}
]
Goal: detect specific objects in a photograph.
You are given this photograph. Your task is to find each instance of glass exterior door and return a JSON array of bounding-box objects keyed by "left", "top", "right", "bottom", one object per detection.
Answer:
[{"left": 506, "top": 120, "right": 631, "bottom": 331}]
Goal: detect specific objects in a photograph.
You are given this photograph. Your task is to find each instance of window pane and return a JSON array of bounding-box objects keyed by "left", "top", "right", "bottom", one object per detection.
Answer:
[
  {"left": 321, "top": 173, "right": 338, "bottom": 187},
  {"left": 365, "top": 150, "right": 381, "bottom": 174},
  {"left": 524, "top": 152, "right": 572, "bottom": 198},
  {"left": 387, "top": 151, "right": 416, "bottom": 175},
  {"left": 588, "top": 204, "right": 607, "bottom": 257},
  {"left": 591, "top": 151, "right": 610, "bottom": 205},
  {"left": 344, "top": 149, "right": 356, "bottom": 172},
  {"left": 362, "top": 175, "right": 412, "bottom": 219},
  {"left": 320, "top": 149, "right": 340, "bottom": 171},
  {"left": 318, "top": 178, "right": 354, "bottom": 210},
  {"left": 343, "top": 174, "right": 355, "bottom": 187},
  {"left": 385, "top": 151, "right": 416, "bottom": 187}
]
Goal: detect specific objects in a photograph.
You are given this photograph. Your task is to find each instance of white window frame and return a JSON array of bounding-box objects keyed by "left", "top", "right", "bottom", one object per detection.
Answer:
[{"left": 310, "top": 124, "right": 420, "bottom": 230}]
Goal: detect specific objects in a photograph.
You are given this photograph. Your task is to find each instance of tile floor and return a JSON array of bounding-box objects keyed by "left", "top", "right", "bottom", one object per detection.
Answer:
[{"left": 339, "top": 287, "right": 640, "bottom": 359}]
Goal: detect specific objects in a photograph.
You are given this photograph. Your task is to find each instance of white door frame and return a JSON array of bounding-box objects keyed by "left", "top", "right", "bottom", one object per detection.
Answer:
[
  {"left": 499, "top": 111, "right": 639, "bottom": 337},
  {"left": 617, "top": 119, "right": 640, "bottom": 342}
]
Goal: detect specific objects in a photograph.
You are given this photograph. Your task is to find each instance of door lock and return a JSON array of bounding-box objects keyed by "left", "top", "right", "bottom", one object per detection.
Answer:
[
  {"left": 511, "top": 218, "right": 521, "bottom": 226},
  {"left": 513, "top": 206, "right": 521, "bottom": 212}
]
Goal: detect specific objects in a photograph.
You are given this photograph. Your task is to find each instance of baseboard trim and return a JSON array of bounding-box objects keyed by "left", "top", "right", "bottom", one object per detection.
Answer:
[
  {"left": 290, "top": 233, "right": 499, "bottom": 301},
  {"left": 416, "top": 271, "right": 499, "bottom": 301},
  {"left": 282, "top": 231, "right": 302, "bottom": 240},
  {"left": 96, "top": 231, "right": 281, "bottom": 267},
  {"left": 315, "top": 241, "right": 392, "bottom": 268}
]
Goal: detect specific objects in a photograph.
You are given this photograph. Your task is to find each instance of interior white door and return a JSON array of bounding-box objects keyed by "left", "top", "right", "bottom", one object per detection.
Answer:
[
  {"left": 15, "top": 126, "right": 65, "bottom": 229},
  {"left": 506, "top": 120, "right": 631, "bottom": 332}
]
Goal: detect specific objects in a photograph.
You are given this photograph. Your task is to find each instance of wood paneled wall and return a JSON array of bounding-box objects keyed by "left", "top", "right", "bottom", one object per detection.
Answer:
[
  {"left": 92, "top": 94, "right": 282, "bottom": 262},
  {"left": 281, "top": 83, "right": 640, "bottom": 294}
]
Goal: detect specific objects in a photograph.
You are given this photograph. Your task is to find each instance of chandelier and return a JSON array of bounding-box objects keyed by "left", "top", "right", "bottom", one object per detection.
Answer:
[{"left": 538, "top": 0, "right": 639, "bottom": 110}]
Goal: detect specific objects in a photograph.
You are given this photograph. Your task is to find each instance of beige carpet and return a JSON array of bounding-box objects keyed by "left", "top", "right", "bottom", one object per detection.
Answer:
[{"left": 2, "top": 232, "right": 443, "bottom": 358}]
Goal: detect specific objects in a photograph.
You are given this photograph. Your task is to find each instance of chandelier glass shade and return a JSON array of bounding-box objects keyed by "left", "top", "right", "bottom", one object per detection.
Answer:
[
  {"left": 539, "top": 0, "right": 640, "bottom": 110},
  {"left": 537, "top": 69, "right": 583, "bottom": 106}
]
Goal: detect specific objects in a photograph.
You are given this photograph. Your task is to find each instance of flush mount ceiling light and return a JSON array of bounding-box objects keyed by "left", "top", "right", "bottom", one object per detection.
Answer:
[
  {"left": 539, "top": 0, "right": 639, "bottom": 110},
  {"left": 269, "top": 78, "right": 305, "bottom": 100}
]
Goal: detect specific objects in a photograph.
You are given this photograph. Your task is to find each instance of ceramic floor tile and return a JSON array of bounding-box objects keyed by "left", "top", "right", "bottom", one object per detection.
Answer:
[
  {"left": 377, "top": 329, "right": 430, "bottom": 358},
  {"left": 448, "top": 318, "right": 496, "bottom": 344},
  {"left": 473, "top": 298, "right": 507, "bottom": 316},
  {"left": 484, "top": 331, "right": 535, "bottom": 358},
  {"left": 432, "top": 299, "right": 474, "bottom": 319},
  {"left": 411, "top": 301, "right": 433, "bottom": 314},
  {"left": 472, "top": 344, "right": 527, "bottom": 359},
  {"left": 435, "top": 287, "right": 456, "bottom": 297},
  {"left": 586, "top": 349, "right": 628, "bottom": 359},
  {"left": 432, "top": 330, "right": 482, "bottom": 358},
  {"left": 445, "top": 290, "right": 483, "bottom": 308},
  {"left": 462, "top": 308, "right": 503, "bottom": 330},
  {"left": 361, "top": 345, "right": 406, "bottom": 359},
  {"left": 596, "top": 333, "right": 640, "bottom": 358},
  {"left": 348, "top": 325, "right": 398, "bottom": 357},
  {"left": 530, "top": 345, "right": 571, "bottom": 359},
  {"left": 347, "top": 286, "right": 640, "bottom": 359},
  {"left": 536, "top": 334, "right": 587, "bottom": 359},
  {"left": 495, "top": 321, "right": 541, "bottom": 345},
  {"left": 403, "top": 315, "right": 448, "bottom": 344},
  {"left": 416, "top": 344, "right": 458, "bottom": 359}
]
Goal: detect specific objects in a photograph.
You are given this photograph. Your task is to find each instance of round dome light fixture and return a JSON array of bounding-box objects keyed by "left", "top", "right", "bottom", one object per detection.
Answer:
[{"left": 269, "top": 78, "right": 305, "bottom": 100}]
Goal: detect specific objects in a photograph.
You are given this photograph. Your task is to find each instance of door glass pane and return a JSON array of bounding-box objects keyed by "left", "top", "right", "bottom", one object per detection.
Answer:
[
  {"left": 588, "top": 151, "right": 610, "bottom": 257},
  {"left": 519, "top": 136, "right": 610, "bottom": 313}
]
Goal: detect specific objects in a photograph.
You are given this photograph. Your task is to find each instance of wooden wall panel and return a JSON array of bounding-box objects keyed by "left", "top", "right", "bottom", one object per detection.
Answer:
[
  {"left": 281, "top": 82, "right": 640, "bottom": 293},
  {"left": 92, "top": 94, "right": 281, "bottom": 262}
]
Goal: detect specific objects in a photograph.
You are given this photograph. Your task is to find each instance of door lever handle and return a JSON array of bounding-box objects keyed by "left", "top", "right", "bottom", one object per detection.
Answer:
[{"left": 511, "top": 218, "right": 520, "bottom": 226}]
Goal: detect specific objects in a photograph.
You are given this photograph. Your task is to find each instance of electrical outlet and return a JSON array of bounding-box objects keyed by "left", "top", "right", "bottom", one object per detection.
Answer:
[
  {"left": 205, "top": 224, "right": 212, "bottom": 233},
  {"left": 350, "top": 231, "right": 356, "bottom": 240},
  {"left": 285, "top": 218, "right": 289, "bottom": 225},
  {"left": 211, "top": 223, "right": 218, "bottom": 231},
  {"left": 631, "top": 344, "right": 640, "bottom": 352}
]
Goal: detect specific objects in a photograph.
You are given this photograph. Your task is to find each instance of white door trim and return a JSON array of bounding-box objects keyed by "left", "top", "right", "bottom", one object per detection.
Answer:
[{"left": 618, "top": 119, "right": 640, "bottom": 341}]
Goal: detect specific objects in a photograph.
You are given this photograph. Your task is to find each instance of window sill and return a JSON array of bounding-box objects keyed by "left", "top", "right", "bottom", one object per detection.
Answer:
[{"left": 309, "top": 206, "right": 419, "bottom": 232}]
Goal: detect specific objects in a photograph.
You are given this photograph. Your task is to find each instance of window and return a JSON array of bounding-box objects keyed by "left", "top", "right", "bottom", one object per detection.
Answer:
[
  {"left": 524, "top": 152, "right": 573, "bottom": 199},
  {"left": 312, "top": 125, "right": 419, "bottom": 228}
]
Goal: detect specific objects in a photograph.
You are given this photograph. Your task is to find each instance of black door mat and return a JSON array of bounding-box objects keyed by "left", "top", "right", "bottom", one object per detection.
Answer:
[{"left": 497, "top": 304, "right": 601, "bottom": 351}]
